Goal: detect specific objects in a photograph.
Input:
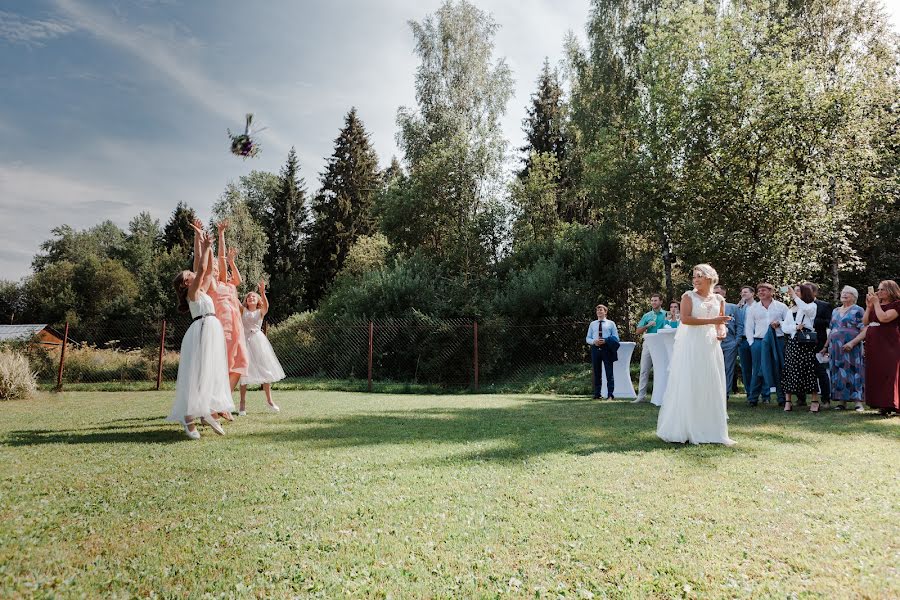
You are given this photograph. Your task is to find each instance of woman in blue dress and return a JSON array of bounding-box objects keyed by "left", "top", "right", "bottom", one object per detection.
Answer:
[{"left": 821, "top": 286, "right": 867, "bottom": 411}]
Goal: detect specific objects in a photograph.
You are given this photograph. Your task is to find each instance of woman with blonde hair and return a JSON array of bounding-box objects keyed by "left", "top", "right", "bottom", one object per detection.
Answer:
[
  {"left": 822, "top": 286, "right": 866, "bottom": 411},
  {"left": 864, "top": 280, "right": 900, "bottom": 414},
  {"left": 657, "top": 264, "right": 735, "bottom": 445}
]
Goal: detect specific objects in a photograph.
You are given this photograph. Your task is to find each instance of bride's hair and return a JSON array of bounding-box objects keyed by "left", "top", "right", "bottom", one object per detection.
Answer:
[{"left": 693, "top": 263, "right": 719, "bottom": 287}]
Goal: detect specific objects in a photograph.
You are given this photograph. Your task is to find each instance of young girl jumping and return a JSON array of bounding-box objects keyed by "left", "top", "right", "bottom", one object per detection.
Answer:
[
  {"left": 167, "top": 221, "right": 234, "bottom": 439},
  {"left": 238, "top": 280, "right": 285, "bottom": 415}
]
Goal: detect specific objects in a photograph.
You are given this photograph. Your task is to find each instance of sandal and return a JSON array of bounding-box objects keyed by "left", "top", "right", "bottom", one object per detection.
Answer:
[
  {"left": 810, "top": 402, "right": 820, "bottom": 413},
  {"left": 784, "top": 402, "right": 793, "bottom": 412}
]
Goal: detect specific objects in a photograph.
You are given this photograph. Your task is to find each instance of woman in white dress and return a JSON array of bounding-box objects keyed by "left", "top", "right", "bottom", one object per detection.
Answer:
[
  {"left": 167, "top": 222, "right": 234, "bottom": 439},
  {"left": 657, "top": 263, "right": 736, "bottom": 446},
  {"left": 238, "top": 280, "right": 285, "bottom": 415}
]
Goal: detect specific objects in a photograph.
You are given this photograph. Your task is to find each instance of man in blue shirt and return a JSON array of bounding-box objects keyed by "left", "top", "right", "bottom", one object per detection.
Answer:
[
  {"left": 633, "top": 293, "right": 666, "bottom": 403},
  {"left": 715, "top": 284, "right": 738, "bottom": 400},
  {"left": 585, "top": 304, "right": 620, "bottom": 399},
  {"left": 734, "top": 286, "right": 755, "bottom": 399}
]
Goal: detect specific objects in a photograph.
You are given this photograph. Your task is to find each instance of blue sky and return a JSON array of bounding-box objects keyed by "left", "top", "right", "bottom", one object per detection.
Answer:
[{"left": 0, "top": 0, "right": 898, "bottom": 281}]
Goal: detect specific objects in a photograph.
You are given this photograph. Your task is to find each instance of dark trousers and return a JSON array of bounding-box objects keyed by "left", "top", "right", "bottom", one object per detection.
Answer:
[
  {"left": 796, "top": 360, "right": 830, "bottom": 404},
  {"left": 591, "top": 347, "right": 615, "bottom": 397},
  {"left": 737, "top": 337, "right": 752, "bottom": 395}
]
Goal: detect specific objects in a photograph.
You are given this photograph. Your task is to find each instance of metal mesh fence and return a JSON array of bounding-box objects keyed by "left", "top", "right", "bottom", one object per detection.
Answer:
[{"left": 15, "top": 316, "right": 614, "bottom": 392}]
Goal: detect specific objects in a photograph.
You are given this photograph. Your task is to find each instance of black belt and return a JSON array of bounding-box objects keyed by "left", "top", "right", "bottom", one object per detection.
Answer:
[{"left": 192, "top": 312, "right": 215, "bottom": 322}]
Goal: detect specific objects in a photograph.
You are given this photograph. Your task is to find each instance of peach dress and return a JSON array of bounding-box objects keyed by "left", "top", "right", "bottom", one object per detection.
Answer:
[{"left": 209, "top": 280, "right": 248, "bottom": 375}]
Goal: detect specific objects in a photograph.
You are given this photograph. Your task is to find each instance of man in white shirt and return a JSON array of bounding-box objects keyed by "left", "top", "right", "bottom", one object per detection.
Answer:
[
  {"left": 745, "top": 282, "right": 790, "bottom": 406},
  {"left": 585, "top": 304, "right": 620, "bottom": 400}
]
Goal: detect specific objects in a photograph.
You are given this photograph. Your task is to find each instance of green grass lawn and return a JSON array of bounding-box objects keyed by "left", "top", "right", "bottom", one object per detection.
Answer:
[{"left": 1, "top": 391, "right": 897, "bottom": 598}]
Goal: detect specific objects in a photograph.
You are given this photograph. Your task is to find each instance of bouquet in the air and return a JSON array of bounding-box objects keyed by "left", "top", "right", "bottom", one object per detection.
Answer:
[{"left": 228, "top": 113, "right": 261, "bottom": 159}]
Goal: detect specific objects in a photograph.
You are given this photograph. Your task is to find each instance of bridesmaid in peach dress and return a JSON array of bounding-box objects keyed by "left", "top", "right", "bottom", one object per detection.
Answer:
[{"left": 209, "top": 220, "right": 248, "bottom": 415}]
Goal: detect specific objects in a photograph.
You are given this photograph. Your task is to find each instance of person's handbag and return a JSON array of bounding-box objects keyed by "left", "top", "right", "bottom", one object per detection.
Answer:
[{"left": 794, "top": 327, "right": 818, "bottom": 346}]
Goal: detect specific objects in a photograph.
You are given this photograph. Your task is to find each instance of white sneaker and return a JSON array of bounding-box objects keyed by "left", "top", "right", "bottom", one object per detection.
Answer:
[
  {"left": 183, "top": 422, "right": 200, "bottom": 440},
  {"left": 201, "top": 415, "right": 226, "bottom": 436},
  {"left": 238, "top": 410, "right": 247, "bottom": 417},
  {"left": 267, "top": 403, "right": 280, "bottom": 413}
]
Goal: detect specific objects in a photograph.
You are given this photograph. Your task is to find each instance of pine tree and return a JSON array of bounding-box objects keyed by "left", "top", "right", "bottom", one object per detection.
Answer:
[
  {"left": 163, "top": 201, "right": 197, "bottom": 254},
  {"left": 304, "top": 108, "right": 381, "bottom": 307},
  {"left": 264, "top": 147, "right": 308, "bottom": 320},
  {"left": 520, "top": 59, "right": 568, "bottom": 181},
  {"left": 518, "top": 59, "right": 583, "bottom": 223}
]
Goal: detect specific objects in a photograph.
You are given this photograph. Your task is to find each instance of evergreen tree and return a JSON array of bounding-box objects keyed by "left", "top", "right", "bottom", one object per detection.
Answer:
[
  {"left": 163, "top": 201, "right": 197, "bottom": 254},
  {"left": 520, "top": 59, "right": 568, "bottom": 182},
  {"left": 304, "top": 108, "right": 381, "bottom": 307},
  {"left": 264, "top": 147, "right": 308, "bottom": 320}
]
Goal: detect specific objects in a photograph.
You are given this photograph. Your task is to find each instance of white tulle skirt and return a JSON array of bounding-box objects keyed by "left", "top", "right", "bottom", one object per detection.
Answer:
[
  {"left": 656, "top": 323, "right": 734, "bottom": 445},
  {"left": 167, "top": 316, "right": 235, "bottom": 422},
  {"left": 239, "top": 331, "right": 286, "bottom": 386}
]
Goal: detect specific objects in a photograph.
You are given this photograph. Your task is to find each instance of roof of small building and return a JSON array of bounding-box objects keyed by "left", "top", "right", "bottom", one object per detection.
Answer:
[{"left": 0, "top": 324, "right": 52, "bottom": 342}]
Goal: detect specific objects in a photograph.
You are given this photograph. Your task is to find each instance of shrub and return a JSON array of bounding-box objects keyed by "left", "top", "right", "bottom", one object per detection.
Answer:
[
  {"left": 63, "top": 345, "right": 150, "bottom": 383},
  {"left": 0, "top": 349, "right": 37, "bottom": 400}
]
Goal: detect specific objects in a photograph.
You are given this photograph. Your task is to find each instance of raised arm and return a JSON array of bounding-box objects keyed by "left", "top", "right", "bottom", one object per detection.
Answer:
[
  {"left": 216, "top": 220, "right": 228, "bottom": 283},
  {"left": 227, "top": 247, "right": 242, "bottom": 288},
  {"left": 188, "top": 230, "right": 211, "bottom": 302},
  {"left": 868, "top": 292, "right": 899, "bottom": 324},
  {"left": 190, "top": 218, "right": 204, "bottom": 273},
  {"left": 258, "top": 280, "right": 269, "bottom": 317}
]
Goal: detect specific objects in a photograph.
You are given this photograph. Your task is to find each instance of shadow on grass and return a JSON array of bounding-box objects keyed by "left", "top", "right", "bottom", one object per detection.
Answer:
[
  {"left": 3, "top": 396, "right": 895, "bottom": 456},
  {"left": 3, "top": 417, "right": 183, "bottom": 446},
  {"left": 245, "top": 398, "right": 727, "bottom": 462}
]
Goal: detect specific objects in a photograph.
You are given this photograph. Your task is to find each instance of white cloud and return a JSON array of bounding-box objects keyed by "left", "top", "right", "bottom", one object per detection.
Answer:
[
  {"left": 0, "top": 10, "right": 74, "bottom": 45},
  {"left": 0, "top": 162, "right": 145, "bottom": 279},
  {"left": 52, "top": 0, "right": 291, "bottom": 150}
]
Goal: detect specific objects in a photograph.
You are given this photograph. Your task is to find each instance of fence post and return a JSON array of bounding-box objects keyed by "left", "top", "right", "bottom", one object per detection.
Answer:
[
  {"left": 472, "top": 320, "right": 479, "bottom": 392},
  {"left": 156, "top": 319, "right": 166, "bottom": 390},
  {"left": 367, "top": 321, "right": 374, "bottom": 392},
  {"left": 56, "top": 322, "right": 69, "bottom": 391}
]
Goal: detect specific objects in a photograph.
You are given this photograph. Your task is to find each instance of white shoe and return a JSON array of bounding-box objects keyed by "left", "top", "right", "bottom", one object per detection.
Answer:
[
  {"left": 266, "top": 403, "right": 280, "bottom": 413},
  {"left": 183, "top": 422, "right": 200, "bottom": 440},
  {"left": 238, "top": 410, "right": 247, "bottom": 417},
  {"left": 201, "top": 415, "right": 226, "bottom": 436},
  {"left": 631, "top": 397, "right": 647, "bottom": 404}
]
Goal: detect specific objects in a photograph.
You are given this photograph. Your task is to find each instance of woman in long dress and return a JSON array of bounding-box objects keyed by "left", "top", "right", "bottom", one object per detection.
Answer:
[
  {"left": 657, "top": 264, "right": 736, "bottom": 446},
  {"left": 207, "top": 220, "right": 248, "bottom": 420},
  {"left": 821, "top": 286, "right": 866, "bottom": 412},
  {"left": 167, "top": 222, "right": 233, "bottom": 439},
  {"left": 863, "top": 280, "right": 900, "bottom": 414}
]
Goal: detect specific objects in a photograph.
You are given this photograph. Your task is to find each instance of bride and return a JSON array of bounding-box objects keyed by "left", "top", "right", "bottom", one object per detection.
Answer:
[{"left": 657, "top": 263, "right": 736, "bottom": 446}]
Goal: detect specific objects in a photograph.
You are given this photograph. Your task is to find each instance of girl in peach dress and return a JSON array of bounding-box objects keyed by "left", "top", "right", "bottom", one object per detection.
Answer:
[{"left": 208, "top": 220, "right": 248, "bottom": 417}]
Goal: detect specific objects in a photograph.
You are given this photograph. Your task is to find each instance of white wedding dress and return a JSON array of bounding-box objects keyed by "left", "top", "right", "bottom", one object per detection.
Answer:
[
  {"left": 656, "top": 290, "right": 734, "bottom": 445},
  {"left": 167, "top": 291, "right": 235, "bottom": 423}
]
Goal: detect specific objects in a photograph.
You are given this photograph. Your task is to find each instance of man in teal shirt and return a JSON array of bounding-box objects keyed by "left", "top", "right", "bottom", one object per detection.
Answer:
[{"left": 634, "top": 294, "right": 667, "bottom": 403}]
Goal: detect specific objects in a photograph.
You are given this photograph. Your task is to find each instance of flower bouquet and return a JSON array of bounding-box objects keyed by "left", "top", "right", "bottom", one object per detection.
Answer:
[{"left": 228, "top": 113, "right": 262, "bottom": 159}]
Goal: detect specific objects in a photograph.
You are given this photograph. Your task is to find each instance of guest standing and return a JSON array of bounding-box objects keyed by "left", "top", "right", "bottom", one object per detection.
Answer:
[
  {"left": 714, "top": 284, "right": 738, "bottom": 399},
  {"left": 795, "top": 282, "right": 832, "bottom": 407},
  {"left": 634, "top": 294, "right": 666, "bottom": 404},
  {"left": 864, "top": 280, "right": 900, "bottom": 414},
  {"left": 822, "top": 286, "right": 866, "bottom": 412},
  {"left": 586, "top": 304, "right": 620, "bottom": 400},
  {"left": 745, "top": 283, "right": 791, "bottom": 406},
  {"left": 782, "top": 285, "right": 820, "bottom": 412},
  {"left": 735, "top": 286, "right": 756, "bottom": 397}
]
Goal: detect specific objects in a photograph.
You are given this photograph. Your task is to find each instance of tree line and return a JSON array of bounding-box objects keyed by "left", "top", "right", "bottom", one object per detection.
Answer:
[{"left": 2, "top": 0, "right": 897, "bottom": 340}]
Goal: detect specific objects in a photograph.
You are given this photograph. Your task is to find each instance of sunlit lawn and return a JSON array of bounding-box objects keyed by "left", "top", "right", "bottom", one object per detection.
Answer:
[{"left": 1, "top": 390, "right": 897, "bottom": 598}]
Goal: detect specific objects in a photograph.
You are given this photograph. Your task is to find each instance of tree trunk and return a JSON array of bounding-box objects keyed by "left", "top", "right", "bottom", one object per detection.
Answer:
[
  {"left": 661, "top": 231, "right": 674, "bottom": 301},
  {"left": 828, "top": 175, "right": 840, "bottom": 303}
]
